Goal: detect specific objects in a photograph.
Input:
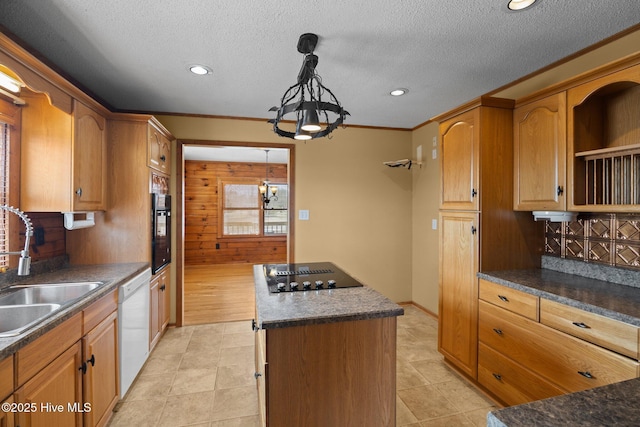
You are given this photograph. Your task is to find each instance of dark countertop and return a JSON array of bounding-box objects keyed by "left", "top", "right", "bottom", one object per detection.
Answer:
[
  {"left": 487, "top": 378, "right": 640, "bottom": 427},
  {"left": 480, "top": 260, "right": 640, "bottom": 427},
  {"left": 253, "top": 264, "right": 404, "bottom": 329},
  {"left": 0, "top": 262, "right": 149, "bottom": 359}
]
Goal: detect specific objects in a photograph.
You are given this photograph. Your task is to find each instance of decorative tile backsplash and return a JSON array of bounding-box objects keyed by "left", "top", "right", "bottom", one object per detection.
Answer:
[{"left": 545, "top": 214, "right": 640, "bottom": 271}]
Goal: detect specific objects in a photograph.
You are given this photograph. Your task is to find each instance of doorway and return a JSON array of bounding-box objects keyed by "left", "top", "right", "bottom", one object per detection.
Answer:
[{"left": 175, "top": 140, "right": 295, "bottom": 326}]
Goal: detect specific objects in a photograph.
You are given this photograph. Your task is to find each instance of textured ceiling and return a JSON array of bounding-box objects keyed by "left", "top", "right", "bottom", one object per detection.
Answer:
[{"left": 1, "top": 1, "right": 640, "bottom": 129}]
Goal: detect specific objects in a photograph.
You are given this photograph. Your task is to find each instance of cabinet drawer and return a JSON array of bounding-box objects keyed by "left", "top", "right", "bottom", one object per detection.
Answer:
[
  {"left": 479, "top": 300, "right": 639, "bottom": 393},
  {"left": 83, "top": 289, "right": 118, "bottom": 334},
  {"left": 0, "top": 355, "right": 13, "bottom": 401},
  {"left": 540, "top": 298, "right": 639, "bottom": 360},
  {"left": 479, "top": 342, "right": 564, "bottom": 406},
  {"left": 479, "top": 279, "right": 539, "bottom": 320}
]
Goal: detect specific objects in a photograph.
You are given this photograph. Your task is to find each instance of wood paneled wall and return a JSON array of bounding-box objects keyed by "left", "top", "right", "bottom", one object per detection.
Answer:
[
  {"left": 185, "top": 160, "right": 287, "bottom": 265},
  {"left": 21, "top": 212, "right": 66, "bottom": 262}
]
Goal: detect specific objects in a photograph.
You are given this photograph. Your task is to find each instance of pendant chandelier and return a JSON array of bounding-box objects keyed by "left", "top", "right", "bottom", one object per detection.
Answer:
[
  {"left": 259, "top": 150, "right": 278, "bottom": 208},
  {"left": 268, "top": 33, "right": 349, "bottom": 140}
]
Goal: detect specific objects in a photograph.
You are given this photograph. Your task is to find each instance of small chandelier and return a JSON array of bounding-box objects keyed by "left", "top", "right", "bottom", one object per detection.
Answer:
[
  {"left": 268, "top": 33, "right": 349, "bottom": 140},
  {"left": 259, "top": 150, "right": 278, "bottom": 208}
]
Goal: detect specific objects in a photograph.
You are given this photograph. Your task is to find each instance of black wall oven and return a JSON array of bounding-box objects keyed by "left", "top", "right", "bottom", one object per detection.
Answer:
[{"left": 151, "top": 193, "right": 171, "bottom": 273}]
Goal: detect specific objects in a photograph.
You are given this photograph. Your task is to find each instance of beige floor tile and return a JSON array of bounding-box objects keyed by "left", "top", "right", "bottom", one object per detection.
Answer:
[
  {"left": 397, "top": 358, "right": 429, "bottom": 390},
  {"left": 434, "top": 380, "right": 495, "bottom": 412},
  {"left": 463, "top": 407, "right": 497, "bottom": 427},
  {"left": 410, "top": 359, "right": 460, "bottom": 385},
  {"left": 224, "top": 321, "right": 253, "bottom": 334},
  {"left": 187, "top": 331, "right": 224, "bottom": 352},
  {"left": 125, "top": 373, "right": 175, "bottom": 402},
  {"left": 215, "top": 364, "right": 255, "bottom": 389},
  {"left": 419, "top": 413, "right": 475, "bottom": 426},
  {"left": 170, "top": 367, "right": 218, "bottom": 395},
  {"left": 157, "top": 391, "right": 215, "bottom": 427},
  {"left": 396, "top": 395, "right": 420, "bottom": 426},
  {"left": 211, "top": 386, "right": 259, "bottom": 422},
  {"left": 397, "top": 385, "right": 461, "bottom": 421},
  {"left": 210, "top": 415, "right": 261, "bottom": 426},
  {"left": 221, "top": 332, "right": 255, "bottom": 348},
  {"left": 141, "top": 352, "right": 184, "bottom": 376},
  {"left": 179, "top": 347, "right": 221, "bottom": 370},
  {"left": 152, "top": 330, "right": 194, "bottom": 356},
  {"left": 108, "top": 399, "right": 166, "bottom": 427},
  {"left": 219, "top": 345, "right": 254, "bottom": 368},
  {"left": 397, "top": 341, "right": 442, "bottom": 362}
]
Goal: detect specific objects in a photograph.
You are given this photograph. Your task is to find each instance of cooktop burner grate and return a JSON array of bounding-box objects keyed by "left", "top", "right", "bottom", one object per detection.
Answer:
[{"left": 264, "top": 262, "right": 363, "bottom": 293}]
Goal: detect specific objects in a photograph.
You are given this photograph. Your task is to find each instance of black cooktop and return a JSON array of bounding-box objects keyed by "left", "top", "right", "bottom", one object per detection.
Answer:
[{"left": 263, "top": 262, "right": 364, "bottom": 293}]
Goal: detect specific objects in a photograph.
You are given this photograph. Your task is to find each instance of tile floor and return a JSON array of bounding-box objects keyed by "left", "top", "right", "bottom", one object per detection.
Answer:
[{"left": 107, "top": 305, "right": 497, "bottom": 426}]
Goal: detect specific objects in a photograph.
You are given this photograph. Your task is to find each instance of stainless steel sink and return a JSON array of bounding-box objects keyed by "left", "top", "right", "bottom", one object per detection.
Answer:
[
  {"left": 0, "top": 303, "right": 61, "bottom": 337},
  {"left": 0, "top": 282, "right": 102, "bottom": 306}
]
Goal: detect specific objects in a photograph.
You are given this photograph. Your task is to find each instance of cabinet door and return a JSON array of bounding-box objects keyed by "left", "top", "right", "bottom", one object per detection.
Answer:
[
  {"left": 160, "top": 266, "right": 171, "bottom": 331},
  {"left": 83, "top": 311, "right": 119, "bottom": 427},
  {"left": 0, "top": 396, "right": 14, "bottom": 427},
  {"left": 149, "top": 275, "right": 161, "bottom": 350},
  {"left": 439, "top": 109, "right": 479, "bottom": 210},
  {"left": 438, "top": 211, "right": 479, "bottom": 378},
  {"left": 73, "top": 100, "right": 107, "bottom": 211},
  {"left": 15, "top": 342, "right": 83, "bottom": 427},
  {"left": 513, "top": 93, "right": 567, "bottom": 210},
  {"left": 148, "top": 124, "right": 171, "bottom": 173}
]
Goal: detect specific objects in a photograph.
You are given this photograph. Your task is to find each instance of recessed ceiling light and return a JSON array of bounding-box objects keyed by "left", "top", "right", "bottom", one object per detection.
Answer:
[
  {"left": 507, "top": 0, "right": 537, "bottom": 11},
  {"left": 390, "top": 88, "right": 408, "bottom": 96},
  {"left": 189, "top": 65, "right": 212, "bottom": 75}
]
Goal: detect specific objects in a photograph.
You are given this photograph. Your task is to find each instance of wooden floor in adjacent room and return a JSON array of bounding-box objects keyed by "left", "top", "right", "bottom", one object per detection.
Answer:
[{"left": 183, "top": 263, "right": 256, "bottom": 325}]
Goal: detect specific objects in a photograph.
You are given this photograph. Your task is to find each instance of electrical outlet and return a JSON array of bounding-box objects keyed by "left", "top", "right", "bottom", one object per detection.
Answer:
[
  {"left": 299, "top": 210, "right": 310, "bottom": 220},
  {"left": 432, "top": 219, "right": 438, "bottom": 230}
]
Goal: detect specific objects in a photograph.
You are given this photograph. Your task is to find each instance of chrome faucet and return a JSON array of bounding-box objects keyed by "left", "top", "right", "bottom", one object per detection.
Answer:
[{"left": 0, "top": 205, "right": 32, "bottom": 275}]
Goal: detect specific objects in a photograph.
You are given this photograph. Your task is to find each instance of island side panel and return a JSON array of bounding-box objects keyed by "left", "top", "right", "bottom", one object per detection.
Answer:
[{"left": 264, "top": 316, "right": 397, "bottom": 427}]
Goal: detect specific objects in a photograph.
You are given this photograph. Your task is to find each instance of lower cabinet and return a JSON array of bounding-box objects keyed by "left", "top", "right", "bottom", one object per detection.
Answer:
[
  {"left": 11, "top": 291, "right": 119, "bottom": 427},
  {"left": 255, "top": 317, "right": 397, "bottom": 427},
  {"left": 478, "top": 279, "right": 640, "bottom": 406},
  {"left": 0, "top": 396, "right": 14, "bottom": 427},
  {"left": 150, "top": 265, "right": 171, "bottom": 350}
]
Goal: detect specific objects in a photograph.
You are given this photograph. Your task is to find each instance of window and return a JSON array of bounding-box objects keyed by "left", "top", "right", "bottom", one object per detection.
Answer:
[{"left": 220, "top": 180, "right": 288, "bottom": 237}]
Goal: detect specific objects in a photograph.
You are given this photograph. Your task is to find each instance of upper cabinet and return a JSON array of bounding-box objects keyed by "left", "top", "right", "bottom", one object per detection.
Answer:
[
  {"left": 513, "top": 92, "right": 567, "bottom": 211},
  {"left": 148, "top": 122, "right": 171, "bottom": 174},
  {"left": 21, "top": 94, "right": 107, "bottom": 212},
  {"left": 567, "top": 63, "right": 640, "bottom": 212},
  {"left": 440, "top": 109, "right": 479, "bottom": 210}
]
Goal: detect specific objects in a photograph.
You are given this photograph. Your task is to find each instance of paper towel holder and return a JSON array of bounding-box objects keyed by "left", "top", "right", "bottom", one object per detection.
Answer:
[{"left": 63, "top": 212, "right": 95, "bottom": 230}]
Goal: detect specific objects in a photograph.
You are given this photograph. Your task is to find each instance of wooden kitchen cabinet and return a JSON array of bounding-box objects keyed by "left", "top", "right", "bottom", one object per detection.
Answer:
[
  {"left": 513, "top": 92, "right": 567, "bottom": 211},
  {"left": 15, "top": 342, "right": 83, "bottom": 427},
  {"left": 148, "top": 122, "right": 171, "bottom": 174},
  {"left": 438, "top": 211, "right": 478, "bottom": 378},
  {"left": 150, "top": 265, "right": 171, "bottom": 350},
  {"left": 82, "top": 301, "right": 119, "bottom": 427},
  {"left": 567, "top": 62, "right": 640, "bottom": 212},
  {"left": 435, "top": 97, "right": 542, "bottom": 380},
  {"left": 478, "top": 281, "right": 640, "bottom": 406},
  {"left": 20, "top": 94, "right": 107, "bottom": 212},
  {"left": 256, "top": 317, "right": 397, "bottom": 427},
  {"left": 0, "top": 396, "right": 14, "bottom": 427}
]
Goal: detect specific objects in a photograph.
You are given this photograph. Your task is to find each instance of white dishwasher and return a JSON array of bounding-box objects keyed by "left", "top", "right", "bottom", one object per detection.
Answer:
[{"left": 118, "top": 268, "right": 151, "bottom": 397}]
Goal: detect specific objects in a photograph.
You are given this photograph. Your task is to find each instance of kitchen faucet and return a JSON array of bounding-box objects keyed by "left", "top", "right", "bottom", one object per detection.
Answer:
[{"left": 0, "top": 205, "right": 32, "bottom": 275}]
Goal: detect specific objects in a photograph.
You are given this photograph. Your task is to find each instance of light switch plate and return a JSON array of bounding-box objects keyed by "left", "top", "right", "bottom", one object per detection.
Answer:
[
  {"left": 299, "top": 210, "right": 310, "bottom": 220},
  {"left": 432, "top": 219, "right": 438, "bottom": 230}
]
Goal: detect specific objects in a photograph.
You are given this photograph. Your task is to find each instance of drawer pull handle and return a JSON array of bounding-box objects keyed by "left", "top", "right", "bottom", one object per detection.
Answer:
[
  {"left": 578, "top": 371, "right": 594, "bottom": 379},
  {"left": 492, "top": 373, "right": 502, "bottom": 381},
  {"left": 498, "top": 295, "right": 509, "bottom": 302},
  {"left": 572, "top": 322, "right": 590, "bottom": 329},
  {"left": 493, "top": 328, "right": 503, "bottom": 336}
]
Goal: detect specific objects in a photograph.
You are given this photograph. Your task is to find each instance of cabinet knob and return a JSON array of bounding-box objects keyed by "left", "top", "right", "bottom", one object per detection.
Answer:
[
  {"left": 251, "top": 319, "right": 257, "bottom": 332},
  {"left": 254, "top": 372, "right": 262, "bottom": 379},
  {"left": 79, "top": 362, "right": 87, "bottom": 374},
  {"left": 471, "top": 226, "right": 477, "bottom": 235},
  {"left": 75, "top": 187, "right": 83, "bottom": 197},
  {"left": 557, "top": 186, "right": 564, "bottom": 196},
  {"left": 493, "top": 328, "right": 503, "bottom": 336},
  {"left": 498, "top": 295, "right": 509, "bottom": 302},
  {"left": 471, "top": 188, "right": 478, "bottom": 198},
  {"left": 87, "top": 354, "right": 95, "bottom": 367},
  {"left": 572, "top": 321, "right": 590, "bottom": 329},
  {"left": 160, "top": 155, "right": 166, "bottom": 162},
  {"left": 492, "top": 373, "right": 502, "bottom": 381},
  {"left": 160, "top": 284, "right": 166, "bottom": 292}
]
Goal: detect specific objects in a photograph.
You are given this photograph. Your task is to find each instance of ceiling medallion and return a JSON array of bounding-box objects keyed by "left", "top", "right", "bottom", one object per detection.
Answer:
[{"left": 268, "top": 33, "right": 349, "bottom": 140}]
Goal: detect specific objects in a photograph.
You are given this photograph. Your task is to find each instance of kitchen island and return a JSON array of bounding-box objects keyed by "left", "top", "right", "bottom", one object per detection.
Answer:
[{"left": 253, "top": 262, "right": 404, "bottom": 427}]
